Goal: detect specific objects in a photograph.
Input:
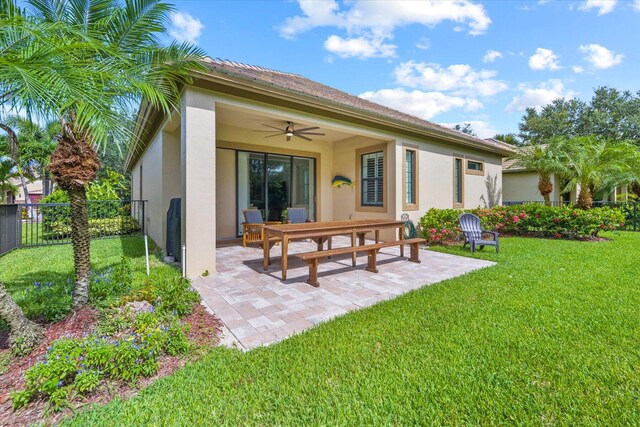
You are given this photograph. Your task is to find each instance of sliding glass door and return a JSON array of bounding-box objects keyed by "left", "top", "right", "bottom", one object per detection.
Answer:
[{"left": 237, "top": 151, "right": 315, "bottom": 235}]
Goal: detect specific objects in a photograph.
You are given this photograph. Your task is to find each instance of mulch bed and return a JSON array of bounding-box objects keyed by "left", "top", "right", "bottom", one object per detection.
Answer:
[{"left": 0, "top": 304, "right": 223, "bottom": 427}]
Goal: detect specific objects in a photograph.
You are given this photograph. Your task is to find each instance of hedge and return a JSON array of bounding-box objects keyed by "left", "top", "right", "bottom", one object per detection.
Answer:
[
  {"left": 42, "top": 216, "right": 141, "bottom": 240},
  {"left": 419, "top": 204, "right": 625, "bottom": 245}
]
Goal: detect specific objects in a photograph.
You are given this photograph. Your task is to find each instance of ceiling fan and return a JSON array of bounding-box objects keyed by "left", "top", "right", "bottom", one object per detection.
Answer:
[{"left": 257, "top": 121, "right": 325, "bottom": 142}]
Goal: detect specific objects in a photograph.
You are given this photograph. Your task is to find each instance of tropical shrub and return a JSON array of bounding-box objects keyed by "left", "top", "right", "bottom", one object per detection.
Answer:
[
  {"left": 16, "top": 281, "right": 74, "bottom": 323},
  {"left": 420, "top": 204, "right": 625, "bottom": 245},
  {"left": 42, "top": 216, "right": 140, "bottom": 240}
]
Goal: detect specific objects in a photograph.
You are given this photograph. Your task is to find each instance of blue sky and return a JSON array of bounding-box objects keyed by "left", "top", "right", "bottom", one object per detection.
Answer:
[{"left": 169, "top": 0, "right": 639, "bottom": 138}]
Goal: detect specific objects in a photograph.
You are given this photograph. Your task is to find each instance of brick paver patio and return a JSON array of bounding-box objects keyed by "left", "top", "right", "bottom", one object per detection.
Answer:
[{"left": 192, "top": 237, "right": 495, "bottom": 350}]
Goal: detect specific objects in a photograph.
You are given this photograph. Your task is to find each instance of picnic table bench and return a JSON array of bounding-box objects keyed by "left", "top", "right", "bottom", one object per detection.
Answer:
[{"left": 262, "top": 219, "right": 426, "bottom": 286}]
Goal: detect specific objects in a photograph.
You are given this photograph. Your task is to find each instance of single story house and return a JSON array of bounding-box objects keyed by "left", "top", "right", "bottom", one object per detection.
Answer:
[
  {"left": 2, "top": 177, "right": 44, "bottom": 204},
  {"left": 126, "top": 58, "right": 514, "bottom": 277},
  {"left": 501, "top": 153, "right": 628, "bottom": 204}
]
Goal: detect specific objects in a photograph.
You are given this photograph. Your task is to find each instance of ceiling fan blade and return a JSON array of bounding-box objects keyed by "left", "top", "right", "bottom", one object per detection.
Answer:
[
  {"left": 298, "top": 132, "right": 325, "bottom": 136},
  {"left": 261, "top": 124, "right": 284, "bottom": 131},
  {"left": 264, "top": 133, "right": 285, "bottom": 139},
  {"left": 294, "top": 134, "right": 312, "bottom": 141},
  {"left": 254, "top": 130, "right": 282, "bottom": 133},
  {"left": 286, "top": 135, "right": 291, "bottom": 142},
  {"left": 294, "top": 126, "right": 320, "bottom": 133}
]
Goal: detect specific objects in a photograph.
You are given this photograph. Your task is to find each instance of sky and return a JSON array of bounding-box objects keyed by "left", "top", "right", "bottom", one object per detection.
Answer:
[{"left": 168, "top": 0, "right": 640, "bottom": 138}]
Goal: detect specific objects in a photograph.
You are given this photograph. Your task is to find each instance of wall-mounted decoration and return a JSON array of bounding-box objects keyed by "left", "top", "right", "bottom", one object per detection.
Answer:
[{"left": 332, "top": 175, "right": 354, "bottom": 188}]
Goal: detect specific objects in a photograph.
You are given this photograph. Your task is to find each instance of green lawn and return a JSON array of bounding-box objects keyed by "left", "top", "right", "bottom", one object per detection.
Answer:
[
  {"left": 0, "top": 236, "right": 175, "bottom": 298},
  {"left": 60, "top": 232, "right": 640, "bottom": 425}
]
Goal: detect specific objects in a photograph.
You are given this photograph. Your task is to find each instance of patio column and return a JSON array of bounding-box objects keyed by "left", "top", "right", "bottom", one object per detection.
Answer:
[{"left": 181, "top": 87, "right": 216, "bottom": 277}]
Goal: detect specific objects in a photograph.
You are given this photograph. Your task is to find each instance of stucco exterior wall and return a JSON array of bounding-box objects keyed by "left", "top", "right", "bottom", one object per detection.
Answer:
[
  {"left": 216, "top": 148, "right": 236, "bottom": 238},
  {"left": 131, "top": 130, "right": 163, "bottom": 246},
  {"left": 503, "top": 171, "right": 545, "bottom": 203}
]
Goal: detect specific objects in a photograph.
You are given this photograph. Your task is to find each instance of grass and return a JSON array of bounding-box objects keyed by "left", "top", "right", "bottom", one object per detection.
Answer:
[
  {"left": 61, "top": 232, "right": 640, "bottom": 425},
  {"left": 0, "top": 236, "right": 177, "bottom": 305}
]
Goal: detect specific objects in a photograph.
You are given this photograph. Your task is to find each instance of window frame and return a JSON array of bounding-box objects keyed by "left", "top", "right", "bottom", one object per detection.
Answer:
[
  {"left": 453, "top": 157, "right": 464, "bottom": 208},
  {"left": 356, "top": 144, "right": 387, "bottom": 213},
  {"left": 465, "top": 159, "right": 485, "bottom": 176},
  {"left": 402, "top": 146, "right": 419, "bottom": 211}
]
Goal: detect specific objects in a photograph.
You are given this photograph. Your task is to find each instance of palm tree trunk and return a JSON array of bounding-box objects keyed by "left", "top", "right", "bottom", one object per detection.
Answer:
[
  {"left": 68, "top": 186, "right": 91, "bottom": 307},
  {"left": 0, "top": 282, "right": 43, "bottom": 356},
  {"left": 577, "top": 185, "right": 593, "bottom": 210},
  {"left": 538, "top": 175, "right": 553, "bottom": 206}
]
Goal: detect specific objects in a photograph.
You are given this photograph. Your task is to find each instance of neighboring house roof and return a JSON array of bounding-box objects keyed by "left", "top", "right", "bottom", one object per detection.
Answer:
[
  {"left": 501, "top": 143, "right": 549, "bottom": 173},
  {"left": 126, "top": 58, "right": 515, "bottom": 170}
]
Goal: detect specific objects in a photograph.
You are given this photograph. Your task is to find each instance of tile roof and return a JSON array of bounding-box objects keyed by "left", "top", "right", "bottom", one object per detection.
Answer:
[{"left": 200, "top": 58, "right": 515, "bottom": 155}]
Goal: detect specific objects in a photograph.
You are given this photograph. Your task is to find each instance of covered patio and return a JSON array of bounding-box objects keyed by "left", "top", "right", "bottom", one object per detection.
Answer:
[{"left": 192, "top": 236, "right": 495, "bottom": 350}]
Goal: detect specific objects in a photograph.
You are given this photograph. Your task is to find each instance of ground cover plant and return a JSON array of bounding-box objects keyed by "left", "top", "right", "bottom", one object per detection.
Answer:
[
  {"left": 419, "top": 203, "right": 625, "bottom": 245},
  {"left": 0, "top": 237, "right": 221, "bottom": 425},
  {"left": 64, "top": 232, "right": 640, "bottom": 425}
]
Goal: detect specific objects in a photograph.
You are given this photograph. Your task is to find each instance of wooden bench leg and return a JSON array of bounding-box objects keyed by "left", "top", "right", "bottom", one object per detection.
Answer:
[
  {"left": 307, "top": 259, "right": 320, "bottom": 287},
  {"left": 409, "top": 242, "right": 421, "bottom": 263},
  {"left": 357, "top": 232, "right": 366, "bottom": 246},
  {"left": 365, "top": 249, "right": 378, "bottom": 273}
]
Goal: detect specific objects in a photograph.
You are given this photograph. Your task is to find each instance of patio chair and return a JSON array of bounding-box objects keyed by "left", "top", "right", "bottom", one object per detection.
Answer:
[
  {"left": 242, "top": 209, "right": 280, "bottom": 247},
  {"left": 287, "top": 207, "right": 311, "bottom": 224},
  {"left": 401, "top": 213, "right": 418, "bottom": 239},
  {"left": 458, "top": 213, "right": 499, "bottom": 253}
]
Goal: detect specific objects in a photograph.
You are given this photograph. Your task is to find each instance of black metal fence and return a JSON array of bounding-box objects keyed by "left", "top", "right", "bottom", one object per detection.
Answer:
[
  {"left": 0, "top": 204, "right": 19, "bottom": 256},
  {"left": 16, "top": 200, "right": 146, "bottom": 248},
  {"left": 502, "top": 200, "right": 638, "bottom": 231}
]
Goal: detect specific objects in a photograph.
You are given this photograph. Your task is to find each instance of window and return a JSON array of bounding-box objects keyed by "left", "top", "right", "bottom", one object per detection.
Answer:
[
  {"left": 361, "top": 151, "right": 384, "bottom": 206},
  {"left": 454, "top": 157, "right": 464, "bottom": 207},
  {"left": 403, "top": 147, "right": 418, "bottom": 210},
  {"left": 466, "top": 159, "right": 484, "bottom": 175}
]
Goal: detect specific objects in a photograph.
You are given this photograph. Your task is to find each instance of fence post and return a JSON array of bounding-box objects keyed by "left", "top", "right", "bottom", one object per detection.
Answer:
[{"left": 17, "top": 205, "right": 22, "bottom": 249}]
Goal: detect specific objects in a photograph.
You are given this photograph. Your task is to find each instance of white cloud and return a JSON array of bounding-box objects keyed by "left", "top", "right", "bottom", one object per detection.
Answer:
[
  {"left": 440, "top": 120, "right": 497, "bottom": 138},
  {"left": 579, "top": 44, "right": 623, "bottom": 69},
  {"left": 280, "top": 0, "right": 491, "bottom": 59},
  {"left": 579, "top": 0, "right": 617, "bottom": 15},
  {"left": 506, "top": 79, "right": 577, "bottom": 112},
  {"left": 634, "top": 0, "right": 640, "bottom": 11},
  {"left": 393, "top": 61, "right": 508, "bottom": 97},
  {"left": 324, "top": 35, "right": 396, "bottom": 58},
  {"left": 169, "top": 11, "right": 204, "bottom": 44},
  {"left": 572, "top": 65, "right": 585, "bottom": 73},
  {"left": 528, "top": 48, "right": 561, "bottom": 71},
  {"left": 359, "top": 89, "right": 482, "bottom": 120},
  {"left": 482, "top": 50, "right": 503, "bottom": 63},
  {"left": 415, "top": 37, "right": 430, "bottom": 50}
]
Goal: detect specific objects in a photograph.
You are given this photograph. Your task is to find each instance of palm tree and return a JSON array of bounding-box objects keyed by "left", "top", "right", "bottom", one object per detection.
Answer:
[
  {"left": 2, "top": 0, "right": 204, "bottom": 308},
  {"left": 555, "top": 136, "right": 640, "bottom": 209},
  {"left": 507, "top": 143, "right": 563, "bottom": 206},
  {"left": 0, "top": 158, "right": 20, "bottom": 202}
]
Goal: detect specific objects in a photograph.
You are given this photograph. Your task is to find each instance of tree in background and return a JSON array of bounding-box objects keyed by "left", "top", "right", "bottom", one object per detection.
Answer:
[
  {"left": 507, "top": 143, "right": 563, "bottom": 206},
  {"left": 493, "top": 133, "right": 522, "bottom": 146},
  {"left": 555, "top": 137, "right": 640, "bottom": 209},
  {"left": 452, "top": 123, "right": 477, "bottom": 137},
  {"left": 518, "top": 87, "right": 640, "bottom": 145}
]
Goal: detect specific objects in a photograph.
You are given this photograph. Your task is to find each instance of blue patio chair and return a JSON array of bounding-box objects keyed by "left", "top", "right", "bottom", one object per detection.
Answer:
[
  {"left": 287, "top": 207, "right": 308, "bottom": 224},
  {"left": 458, "top": 213, "right": 499, "bottom": 253}
]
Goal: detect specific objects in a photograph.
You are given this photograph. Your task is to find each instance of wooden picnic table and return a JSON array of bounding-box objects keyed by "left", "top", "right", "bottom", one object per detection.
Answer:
[{"left": 262, "top": 219, "right": 405, "bottom": 280}]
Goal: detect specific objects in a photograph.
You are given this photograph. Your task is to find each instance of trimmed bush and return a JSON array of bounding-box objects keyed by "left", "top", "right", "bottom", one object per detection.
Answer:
[
  {"left": 42, "top": 216, "right": 141, "bottom": 240},
  {"left": 419, "top": 204, "right": 625, "bottom": 245}
]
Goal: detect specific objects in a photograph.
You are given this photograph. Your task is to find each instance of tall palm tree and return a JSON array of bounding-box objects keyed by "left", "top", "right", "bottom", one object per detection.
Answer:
[
  {"left": 507, "top": 143, "right": 563, "bottom": 206},
  {"left": 2, "top": 0, "right": 204, "bottom": 308},
  {"left": 555, "top": 136, "right": 640, "bottom": 209}
]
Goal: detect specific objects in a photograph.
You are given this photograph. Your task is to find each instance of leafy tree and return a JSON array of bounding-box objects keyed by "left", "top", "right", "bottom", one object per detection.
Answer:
[
  {"left": 452, "top": 123, "right": 477, "bottom": 137},
  {"left": 506, "top": 143, "right": 563, "bottom": 206},
  {"left": 518, "top": 87, "right": 640, "bottom": 145},
  {"left": 493, "top": 133, "right": 522, "bottom": 146},
  {"left": 555, "top": 137, "right": 640, "bottom": 209},
  {"left": 518, "top": 98, "right": 588, "bottom": 144}
]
